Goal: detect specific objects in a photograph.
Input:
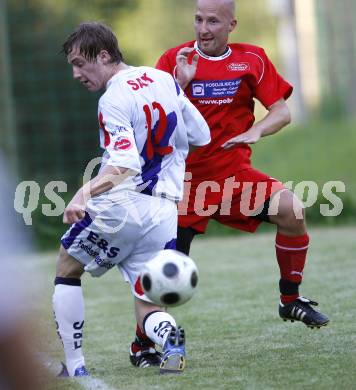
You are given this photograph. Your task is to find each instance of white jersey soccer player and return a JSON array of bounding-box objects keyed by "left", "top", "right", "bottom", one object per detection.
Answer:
[
  {"left": 54, "top": 22, "right": 210, "bottom": 377},
  {"left": 61, "top": 65, "right": 210, "bottom": 298}
]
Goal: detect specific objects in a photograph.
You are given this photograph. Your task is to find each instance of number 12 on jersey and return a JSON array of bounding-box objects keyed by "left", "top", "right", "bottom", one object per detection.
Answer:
[{"left": 142, "top": 102, "right": 175, "bottom": 161}]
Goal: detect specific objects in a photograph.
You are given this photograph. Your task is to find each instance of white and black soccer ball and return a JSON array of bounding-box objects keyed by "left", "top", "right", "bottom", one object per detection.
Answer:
[{"left": 141, "top": 249, "right": 199, "bottom": 307}]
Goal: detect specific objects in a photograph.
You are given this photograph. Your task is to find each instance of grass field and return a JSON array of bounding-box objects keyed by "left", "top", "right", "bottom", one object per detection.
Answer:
[{"left": 31, "top": 226, "right": 356, "bottom": 390}]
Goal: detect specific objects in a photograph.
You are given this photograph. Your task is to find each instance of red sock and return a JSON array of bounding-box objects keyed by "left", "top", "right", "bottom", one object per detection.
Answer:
[
  {"left": 131, "top": 324, "right": 154, "bottom": 353},
  {"left": 275, "top": 232, "right": 309, "bottom": 304}
]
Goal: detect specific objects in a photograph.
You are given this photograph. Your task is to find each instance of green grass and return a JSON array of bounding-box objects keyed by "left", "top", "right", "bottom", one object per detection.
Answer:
[{"left": 33, "top": 226, "right": 356, "bottom": 389}]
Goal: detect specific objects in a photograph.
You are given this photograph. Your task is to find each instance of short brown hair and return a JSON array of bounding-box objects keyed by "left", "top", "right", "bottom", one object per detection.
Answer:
[{"left": 62, "top": 22, "right": 123, "bottom": 63}]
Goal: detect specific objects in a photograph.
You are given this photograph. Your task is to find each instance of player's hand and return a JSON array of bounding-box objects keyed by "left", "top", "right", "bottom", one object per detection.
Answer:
[
  {"left": 63, "top": 194, "right": 86, "bottom": 224},
  {"left": 176, "top": 47, "right": 199, "bottom": 90},
  {"left": 221, "top": 126, "right": 263, "bottom": 149}
]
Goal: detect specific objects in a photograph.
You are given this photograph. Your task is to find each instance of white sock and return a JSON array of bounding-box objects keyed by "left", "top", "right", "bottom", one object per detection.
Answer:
[
  {"left": 53, "top": 284, "right": 85, "bottom": 376},
  {"left": 143, "top": 311, "right": 177, "bottom": 347}
]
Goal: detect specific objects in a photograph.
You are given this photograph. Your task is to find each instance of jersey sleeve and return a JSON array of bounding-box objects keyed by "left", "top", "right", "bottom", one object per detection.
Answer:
[
  {"left": 175, "top": 81, "right": 211, "bottom": 147},
  {"left": 98, "top": 97, "right": 141, "bottom": 173},
  {"left": 254, "top": 49, "right": 293, "bottom": 108},
  {"left": 156, "top": 50, "right": 175, "bottom": 75}
]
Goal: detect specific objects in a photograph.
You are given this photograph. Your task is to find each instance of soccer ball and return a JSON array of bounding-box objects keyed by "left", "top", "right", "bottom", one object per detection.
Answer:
[{"left": 140, "top": 249, "right": 198, "bottom": 307}]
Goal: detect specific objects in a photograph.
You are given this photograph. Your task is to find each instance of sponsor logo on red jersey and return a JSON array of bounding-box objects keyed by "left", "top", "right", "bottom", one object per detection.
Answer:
[
  {"left": 114, "top": 137, "right": 132, "bottom": 151},
  {"left": 227, "top": 62, "right": 250, "bottom": 72},
  {"left": 192, "top": 83, "right": 205, "bottom": 96},
  {"left": 191, "top": 79, "right": 241, "bottom": 98}
]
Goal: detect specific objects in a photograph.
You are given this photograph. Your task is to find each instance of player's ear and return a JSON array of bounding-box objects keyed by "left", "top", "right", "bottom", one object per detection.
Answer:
[
  {"left": 229, "top": 19, "right": 237, "bottom": 32},
  {"left": 98, "top": 50, "right": 112, "bottom": 64}
]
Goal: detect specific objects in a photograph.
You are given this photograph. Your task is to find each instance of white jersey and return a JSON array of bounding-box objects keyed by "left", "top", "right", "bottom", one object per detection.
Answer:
[{"left": 97, "top": 66, "right": 210, "bottom": 202}]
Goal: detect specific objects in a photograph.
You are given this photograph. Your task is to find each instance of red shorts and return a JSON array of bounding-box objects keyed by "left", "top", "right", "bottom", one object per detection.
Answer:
[{"left": 178, "top": 168, "right": 284, "bottom": 233}]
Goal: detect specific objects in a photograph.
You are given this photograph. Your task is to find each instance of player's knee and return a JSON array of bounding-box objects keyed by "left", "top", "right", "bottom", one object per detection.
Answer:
[
  {"left": 272, "top": 190, "right": 305, "bottom": 230},
  {"left": 56, "top": 245, "right": 84, "bottom": 279}
]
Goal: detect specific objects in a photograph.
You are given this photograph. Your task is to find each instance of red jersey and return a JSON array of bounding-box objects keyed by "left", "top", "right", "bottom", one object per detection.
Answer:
[{"left": 156, "top": 40, "right": 293, "bottom": 180}]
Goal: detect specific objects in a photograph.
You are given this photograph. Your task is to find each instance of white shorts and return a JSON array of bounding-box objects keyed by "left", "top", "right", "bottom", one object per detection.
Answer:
[{"left": 61, "top": 191, "right": 177, "bottom": 302}]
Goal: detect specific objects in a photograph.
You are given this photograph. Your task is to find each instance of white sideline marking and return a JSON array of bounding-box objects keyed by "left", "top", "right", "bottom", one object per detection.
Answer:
[
  {"left": 38, "top": 353, "right": 118, "bottom": 390},
  {"left": 77, "top": 376, "right": 118, "bottom": 390}
]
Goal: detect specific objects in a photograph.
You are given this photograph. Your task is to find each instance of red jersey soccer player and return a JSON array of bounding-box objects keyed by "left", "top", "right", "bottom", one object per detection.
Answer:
[{"left": 129, "top": 0, "right": 329, "bottom": 369}]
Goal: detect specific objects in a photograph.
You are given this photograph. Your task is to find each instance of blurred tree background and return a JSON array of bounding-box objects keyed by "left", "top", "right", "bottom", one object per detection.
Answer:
[{"left": 0, "top": 0, "right": 354, "bottom": 248}]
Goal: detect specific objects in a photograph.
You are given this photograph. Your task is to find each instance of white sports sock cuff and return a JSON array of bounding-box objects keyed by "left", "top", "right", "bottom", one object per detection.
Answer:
[{"left": 143, "top": 311, "right": 177, "bottom": 347}]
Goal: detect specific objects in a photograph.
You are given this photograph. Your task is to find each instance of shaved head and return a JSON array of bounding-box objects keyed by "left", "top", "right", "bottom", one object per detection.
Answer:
[{"left": 196, "top": 0, "right": 236, "bottom": 19}]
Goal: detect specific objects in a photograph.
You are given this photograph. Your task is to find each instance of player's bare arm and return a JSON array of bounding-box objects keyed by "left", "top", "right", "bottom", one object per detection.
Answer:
[
  {"left": 63, "top": 165, "right": 132, "bottom": 224},
  {"left": 222, "top": 99, "right": 291, "bottom": 149},
  {"left": 176, "top": 47, "right": 199, "bottom": 90}
]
